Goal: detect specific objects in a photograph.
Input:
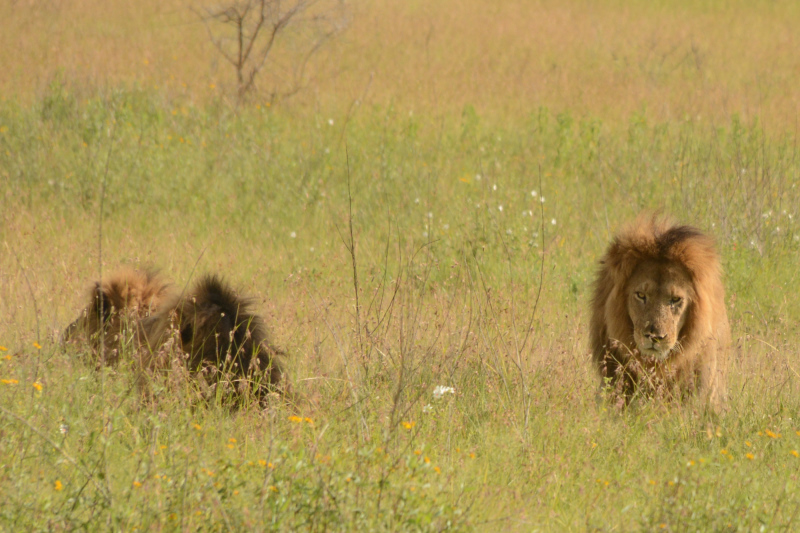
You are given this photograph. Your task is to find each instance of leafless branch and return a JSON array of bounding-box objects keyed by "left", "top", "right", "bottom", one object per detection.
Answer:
[{"left": 195, "top": 0, "right": 348, "bottom": 102}]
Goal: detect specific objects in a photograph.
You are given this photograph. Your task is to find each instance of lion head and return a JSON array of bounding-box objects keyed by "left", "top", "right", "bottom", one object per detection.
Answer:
[
  {"left": 62, "top": 267, "right": 173, "bottom": 367},
  {"left": 590, "top": 214, "right": 730, "bottom": 405},
  {"left": 627, "top": 259, "right": 693, "bottom": 360}
]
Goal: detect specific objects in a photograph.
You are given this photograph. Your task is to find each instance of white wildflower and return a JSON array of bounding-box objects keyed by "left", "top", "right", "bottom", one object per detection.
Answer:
[{"left": 433, "top": 385, "right": 455, "bottom": 399}]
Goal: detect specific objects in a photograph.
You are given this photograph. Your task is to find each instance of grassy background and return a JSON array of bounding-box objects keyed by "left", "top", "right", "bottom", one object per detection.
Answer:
[{"left": 2, "top": 0, "right": 800, "bottom": 530}]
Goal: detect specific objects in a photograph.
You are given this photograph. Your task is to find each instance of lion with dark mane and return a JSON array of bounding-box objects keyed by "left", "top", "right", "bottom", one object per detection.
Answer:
[
  {"left": 64, "top": 267, "right": 286, "bottom": 402},
  {"left": 590, "top": 215, "right": 730, "bottom": 407}
]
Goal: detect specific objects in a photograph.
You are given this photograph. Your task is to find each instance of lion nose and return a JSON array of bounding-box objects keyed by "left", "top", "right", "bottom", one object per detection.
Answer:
[
  {"left": 644, "top": 324, "right": 666, "bottom": 343},
  {"left": 644, "top": 330, "right": 667, "bottom": 343}
]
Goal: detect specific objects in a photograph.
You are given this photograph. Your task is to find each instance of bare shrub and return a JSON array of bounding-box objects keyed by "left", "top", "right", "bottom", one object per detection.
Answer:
[{"left": 197, "top": 0, "right": 348, "bottom": 102}]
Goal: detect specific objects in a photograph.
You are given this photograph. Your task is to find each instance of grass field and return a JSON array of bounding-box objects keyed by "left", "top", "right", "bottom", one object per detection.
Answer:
[{"left": 2, "top": 0, "right": 800, "bottom": 530}]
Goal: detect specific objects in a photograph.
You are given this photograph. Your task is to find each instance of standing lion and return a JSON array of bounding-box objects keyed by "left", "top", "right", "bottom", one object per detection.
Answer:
[{"left": 590, "top": 214, "right": 730, "bottom": 407}]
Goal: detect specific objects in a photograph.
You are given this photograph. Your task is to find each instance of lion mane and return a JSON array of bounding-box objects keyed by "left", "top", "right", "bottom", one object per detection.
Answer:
[
  {"left": 590, "top": 215, "right": 730, "bottom": 406},
  {"left": 64, "top": 268, "right": 286, "bottom": 400}
]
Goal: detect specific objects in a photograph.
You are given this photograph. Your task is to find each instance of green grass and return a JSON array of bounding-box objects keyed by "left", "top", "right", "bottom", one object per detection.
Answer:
[
  {"left": 3, "top": 0, "right": 800, "bottom": 526},
  {"left": 2, "top": 84, "right": 800, "bottom": 531}
]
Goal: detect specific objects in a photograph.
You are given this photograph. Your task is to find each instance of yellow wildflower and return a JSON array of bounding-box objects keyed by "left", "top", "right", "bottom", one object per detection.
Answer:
[
  {"left": 133, "top": 481, "right": 142, "bottom": 488},
  {"left": 32, "top": 382, "right": 42, "bottom": 392},
  {"left": 0, "top": 346, "right": 7, "bottom": 351},
  {"left": 33, "top": 342, "right": 41, "bottom": 350},
  {"left": 434, "top": 466, "right": 441, "bottom": 474},
  {"left": 288, "top": 415, "right": 303, "bottom": 423},
  {"left": 746, "top": 453, "right": 755, "bottom": 460},
  {"left": 54, "top": 480, "right": 63, "bottom": 491},
  {"left": 193, "top": 423, "right": 202, "bottom": 430},
  {"left": 1, "top": 379, "right": 18, "bottom": 385},
  {"left": 791, "top": 450, "right": 799, "bottom": 458},
  {"left": 401, "top": 421, "right": 416, "bottom": 430}
]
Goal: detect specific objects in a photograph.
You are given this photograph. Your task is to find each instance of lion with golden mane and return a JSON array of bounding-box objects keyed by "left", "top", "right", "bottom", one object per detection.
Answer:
[{"left": 590, "top": 215, "right": 730, "bottom": 407}]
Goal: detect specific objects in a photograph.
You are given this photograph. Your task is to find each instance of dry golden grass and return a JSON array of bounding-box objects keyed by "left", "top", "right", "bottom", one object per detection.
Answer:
[{"left": 2, "top": 0, "right": 800, "bottom": 128}]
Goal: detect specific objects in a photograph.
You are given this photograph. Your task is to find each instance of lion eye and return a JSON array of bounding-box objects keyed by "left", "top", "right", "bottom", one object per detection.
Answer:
[
  {"left": 670, "top": 296, "right": 683, "bottom": 305},
  {"left": 635, "top": 291, "right": 646, "bottom": 301}
]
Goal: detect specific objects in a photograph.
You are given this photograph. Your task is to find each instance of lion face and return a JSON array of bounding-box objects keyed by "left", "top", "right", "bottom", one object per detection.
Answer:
[{"left": 626, "top": 260, "right": 694, "bottom": 360}]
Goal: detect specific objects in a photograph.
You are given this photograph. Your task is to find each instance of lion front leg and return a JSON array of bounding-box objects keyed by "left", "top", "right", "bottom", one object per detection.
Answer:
[{"left": 697, "top": 346, "right": 727, "bottom": 411}]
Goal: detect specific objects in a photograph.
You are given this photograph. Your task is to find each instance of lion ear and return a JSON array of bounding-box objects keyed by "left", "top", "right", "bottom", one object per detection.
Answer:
[
  {"left": 603, "top": 240, "right": 642, "bottom": 288},
  {"left": 91, "top": 282, "right": 114, "bottom": 324}
]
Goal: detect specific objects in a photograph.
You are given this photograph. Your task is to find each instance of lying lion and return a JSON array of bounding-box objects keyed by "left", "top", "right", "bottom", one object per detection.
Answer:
[
  {"left": 63, "top": 267, "right": 285, "bottom": 401},
  {"left": 590, "top": 215, "right": 730, "bottom": 407}
]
